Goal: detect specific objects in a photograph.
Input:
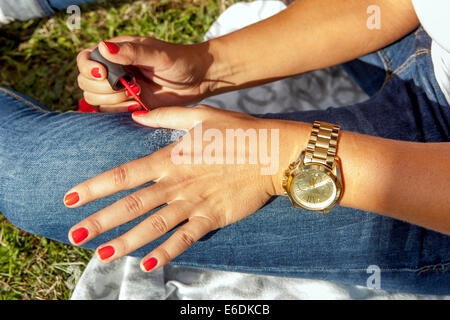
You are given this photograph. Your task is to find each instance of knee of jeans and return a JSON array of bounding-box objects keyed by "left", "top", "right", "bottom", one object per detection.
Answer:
[
  {"left": 0, "top": 191, "right": 75, "bottom": 243},
  {"left": 0, "top": 159, "right": 73, "bottom": 241}
]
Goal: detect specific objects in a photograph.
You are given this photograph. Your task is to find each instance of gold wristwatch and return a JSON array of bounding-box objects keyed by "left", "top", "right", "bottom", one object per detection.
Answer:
[{"left": 282, "top": 121, "right": 343, "bottom": 213}]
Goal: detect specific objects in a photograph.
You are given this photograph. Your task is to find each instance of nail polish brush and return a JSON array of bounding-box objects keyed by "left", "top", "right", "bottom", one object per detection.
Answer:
[{"left": 89, "top": 47, "right": 149, "bottom": 111}]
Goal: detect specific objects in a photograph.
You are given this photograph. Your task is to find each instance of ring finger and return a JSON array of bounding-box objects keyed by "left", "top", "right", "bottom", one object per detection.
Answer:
[
  {"left": 95, "top": 200, "right": 192, "bottom": 262},
  {"left": 83, "top": 89, "right": 134, "bottom": 106},
  {"left": 68, "top": 178, "right": 176, "bottom": 246}
]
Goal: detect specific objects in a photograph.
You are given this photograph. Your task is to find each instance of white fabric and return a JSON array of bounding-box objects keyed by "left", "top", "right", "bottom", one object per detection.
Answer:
[
  {"left": 71, "top": 257, "right": 449, "bottom": 300},
  {"left": 0, "top": 8, "right": 14, "bottom": 25},
  {"left": 71, "top": 1, "right": 449, "bottom": 300},
  {"left": 412, "top": 0, "right": 450, "bottom": 104},
  {"left": 0, "top": 0, "right": 46, "bottom": 23}
]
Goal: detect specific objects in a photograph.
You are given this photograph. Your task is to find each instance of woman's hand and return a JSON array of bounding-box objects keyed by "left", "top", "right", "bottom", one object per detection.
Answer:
[
  {"left": 64, "top": 105, "right": 310, "bottom": 271},
  {"left": 76, "top": 36, "right": 217, "bottom": 112}
]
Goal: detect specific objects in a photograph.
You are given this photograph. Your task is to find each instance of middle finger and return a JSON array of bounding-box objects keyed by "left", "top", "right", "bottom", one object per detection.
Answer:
[
  {"left": 77, "top": 74, "right": 125, "bottom": 94},
  {"left": 95, "top": 200, "right": 192, "bottom": 262},
  {"left": 68, "top": 179, "right": 173, "bottom": 245}
]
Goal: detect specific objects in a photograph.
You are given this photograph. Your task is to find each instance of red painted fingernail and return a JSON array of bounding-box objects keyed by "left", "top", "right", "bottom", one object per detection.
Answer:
[
  {"left": 126, "top": 84, "right": 140, "bottom": 97},
  {"left": 103, "top": 41, "right": 119, "bottom": 54},
  {"left": 72, "top": 227, "right": 88, "bottom": 244},
  {"left": 143, "top": 257, "right": 158, "bottom": 271},
  {"left": 78, "top": 98, "right": 99, "bottom": 113},
  {"left": 91, "top": 67, "right": 102, "bottom": 78},
  {"left": 64, "top": 192, "right": 80, "bottom": 206},
  {"left": 98, "top": 245, "right": 115, "bottom": 260},
  {"left": 132, "top": 111, "right": 149, "bottom": 117},
  {"left": 127, "top": 104, "right": 141, "bottom": 112}
]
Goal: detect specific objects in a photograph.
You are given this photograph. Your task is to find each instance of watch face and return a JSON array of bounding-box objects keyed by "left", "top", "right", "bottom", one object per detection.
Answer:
[{"left": 291, "top": 165, "right": 338, "bottom": 210}]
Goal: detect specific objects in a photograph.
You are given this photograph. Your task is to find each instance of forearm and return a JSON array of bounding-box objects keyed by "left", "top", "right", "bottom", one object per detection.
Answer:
[
  {"left": 340, "top": 132, "right": 450, "bottom": 234},
  {"left": 206, "top": 0, "right": 419, "bottom": 94},
  {"left": 277, "top": 122, "right": 450, "bottom": 235}
]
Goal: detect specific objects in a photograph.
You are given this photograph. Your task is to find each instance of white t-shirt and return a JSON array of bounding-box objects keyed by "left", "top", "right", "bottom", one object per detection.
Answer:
[{"left": 412, "top": 0, "right": 450, "bottom": 104}]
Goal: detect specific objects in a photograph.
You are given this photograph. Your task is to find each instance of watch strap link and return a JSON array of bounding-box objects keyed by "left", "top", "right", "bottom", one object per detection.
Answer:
[{"left": 304, "top": 121, "right": 340, "bottom": 169}]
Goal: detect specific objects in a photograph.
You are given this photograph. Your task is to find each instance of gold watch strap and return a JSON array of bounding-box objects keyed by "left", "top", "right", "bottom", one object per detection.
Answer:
[{"left": 304, "top": 121, "right": 341, "bottom": 169}]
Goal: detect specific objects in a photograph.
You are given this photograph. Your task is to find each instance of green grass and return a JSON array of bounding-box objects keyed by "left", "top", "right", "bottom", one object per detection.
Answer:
[{"left": 0, "top": 0, "right": 237, "bottom": 300}]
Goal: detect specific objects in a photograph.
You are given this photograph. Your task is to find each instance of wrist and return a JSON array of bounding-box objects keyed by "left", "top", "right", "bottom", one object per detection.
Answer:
[
  {"left": 199, "top": 37, "right": 247, "bottom": 96},
  {"left": 269, "top": 120, "right": 312, "bottom": 196}
]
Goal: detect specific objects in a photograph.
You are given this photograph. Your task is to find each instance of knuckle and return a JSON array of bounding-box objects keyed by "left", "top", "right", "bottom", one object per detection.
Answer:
[
  {"left": 122, "top": 42, "right": 138, "bottom": 64},
  {"left": 123, "top": 194, "right": 144, "bottom": 217},
  {"left": 115, "top": 236, "right": 129, "bottom": 254},
  {"left": 77, "top": 74, "right": 87, "bottom": 90},
  {"left": 157, "top": 246, "right": 172, "bottom": 263},
  {"left": 83, "top": 92, "right": 95, "bottom": 105},
  {"left": 112, "top": 165, "right": 129, "bottom": 188},
  {"left": 88, "top": 217, "right": 103, "bottom": 236},
  {"left": 149, "top": 214, "right": 168, "bottom": 235},
  {"left": 177, "top": 230, "right": 195, "bottom": 248}
]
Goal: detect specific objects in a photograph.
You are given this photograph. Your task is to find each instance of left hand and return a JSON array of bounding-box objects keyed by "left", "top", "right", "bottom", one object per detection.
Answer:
[{"left": 64, "top": 105, "right": 308, "bottom": 271}]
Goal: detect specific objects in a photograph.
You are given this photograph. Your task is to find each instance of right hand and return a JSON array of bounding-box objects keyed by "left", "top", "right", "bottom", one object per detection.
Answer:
[{"left": 76, "top": 36, "right": 215, "bottom": 112}]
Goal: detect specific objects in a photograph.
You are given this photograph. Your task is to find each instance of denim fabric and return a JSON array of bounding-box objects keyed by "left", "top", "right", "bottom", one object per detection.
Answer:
[
  {"left": 0, "top": 0, "right": 99, "bottom": 20},
  {"left": 0, "top": 28, "right": 449, "bottom": 295},
  {"left": 45, "top": 0, "right": 98, "bottom": 11}
]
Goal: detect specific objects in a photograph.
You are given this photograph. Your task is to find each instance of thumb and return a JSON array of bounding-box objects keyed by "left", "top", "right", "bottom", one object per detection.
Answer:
[
  {"left": 98, "top": 40, "right": 152, "bottom": 67},
  {"left": 131, "top": 106, "right": 205, "bottom": 130}
]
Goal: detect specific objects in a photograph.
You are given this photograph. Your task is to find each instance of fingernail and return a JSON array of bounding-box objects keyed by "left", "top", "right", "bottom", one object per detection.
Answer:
[
  {"left": 132, "top": 111, "right": 149, "bottom": 117},
  {"left": 127, "top": 104, "right": 141, "bottom": 112},
  {"left": 98, "top": 245, "right": 115, "bottom": 260},
  {"left": 78, "top": 98, "right": 99, "bottom": 113},
  {"left": 103, "top": 41, "right": 119, "bottom": 54},
  {"left": 64, "top": 191, "right": 80, "bottom": 206},
  {"left": 72, "top": 227, "right": 88, "bottom": 244},
  {"left": 126, "top": 84, "right": 140, "bottom": 97},
  {"left": 143, "top": 257, "right": 158, "bottom": 271},
  {"left": 91, "top": 67, "right": 102, "bottom": 78}
]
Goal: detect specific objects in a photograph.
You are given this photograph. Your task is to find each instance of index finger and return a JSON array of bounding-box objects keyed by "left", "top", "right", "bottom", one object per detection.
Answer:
[
  {"left": 63, "top": 148, "right": 170, "bottom": 208},
  {"left": 77, "top": 47, "right": 107, "bottom": 81}
]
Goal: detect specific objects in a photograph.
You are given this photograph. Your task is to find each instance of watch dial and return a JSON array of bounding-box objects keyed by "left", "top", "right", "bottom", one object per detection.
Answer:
[{"left": 291, "top": 167, "right": 337, "bottom": 210}]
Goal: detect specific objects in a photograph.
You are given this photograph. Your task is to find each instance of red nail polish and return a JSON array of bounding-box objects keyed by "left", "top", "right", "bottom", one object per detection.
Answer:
[
  {"left": 98, "top": 245, "right": 115, "bottom": 260},
  {"left": 78, "top": 98, "right": 99, "bottom": 113},
  {"left": 127, "top": 104, "right": 141, "bottom": 112},
  {"left": 126, "top": 84, "right": 140, "bottom": 97},
  {"left": 132, "top": 110, "right": 149, "bottom": 117},
  {"left": 128, "top": 78, "right": 137, "bottom": 87},
  {"left": 72, "top": 227, "right": 88, "bottom": 244},
  {"left": 64, "top": 192, "right": 80, "bottom": 206},
  {"left": 91, "top": 67, "right": 102, "bottom": 78},
  {"left": 103, "top": 41, "right": 119, "bottom": 54},
  {"left": 143, "top": 257, "right": 158, "bottom": 271}
]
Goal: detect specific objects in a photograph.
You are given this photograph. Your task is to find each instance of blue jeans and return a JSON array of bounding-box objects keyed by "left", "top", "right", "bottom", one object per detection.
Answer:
[
  {"left": 0, "top": 28, "right": 449, "bottom": 295},
  {"left": 0, "top": 0, "right": 98, "bottom": 20}
]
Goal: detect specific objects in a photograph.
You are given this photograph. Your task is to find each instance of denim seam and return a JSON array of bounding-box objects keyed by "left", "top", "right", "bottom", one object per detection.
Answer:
[
  {"left": 170, "top": 261, "right": 450, "bottom": 274},
  {"left": 414, "top": 27, "right": 425, "bottom": 36},
  {"left": 392, "top": 49, "right": 430, "bottom": 76},
  {"left": 0, "top": 88, "right": 49, "bottom": 113},
  {"left": 36, "top": 0, "right": 56, "bottom": 16},
  {"left": 370, "top": 50, "right": 392, "bottom": 98}
]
